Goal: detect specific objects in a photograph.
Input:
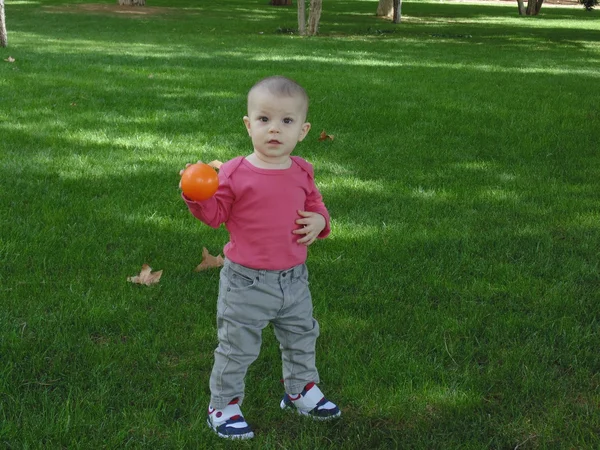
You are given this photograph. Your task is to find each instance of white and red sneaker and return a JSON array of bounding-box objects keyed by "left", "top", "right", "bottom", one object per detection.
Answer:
[
  {"left": 207, "top": 398, "right": 254, "bottom": 440},
  {"left": 280, "top": 383, "right": 341, "bottom": 420}
]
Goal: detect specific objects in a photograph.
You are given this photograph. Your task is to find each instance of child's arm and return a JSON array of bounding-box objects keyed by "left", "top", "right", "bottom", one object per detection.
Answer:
[
  {"left": 293, "top": 183, "right": 331, "bottom": 245},
  {"left": 182, "top": 170, "right": 235, "bottom": 229}
]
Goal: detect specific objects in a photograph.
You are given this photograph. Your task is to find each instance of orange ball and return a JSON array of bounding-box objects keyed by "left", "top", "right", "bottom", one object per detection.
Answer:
[{"left": 180, "top": 163, "right": 219, "bottom": 201}]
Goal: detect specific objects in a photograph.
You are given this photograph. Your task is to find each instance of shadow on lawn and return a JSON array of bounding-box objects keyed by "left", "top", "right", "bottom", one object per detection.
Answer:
[
  {"left": 5, "top": 34, "right": 598, "bottom": 98},
  {"left": 10, "top": 1, "right": 600, "bottom": 52},
  {"left": 4, "top": 110, "right": 598, "bottom": 320},
  {"left": 3, "top": 7, "right": 599, "bottom": 448},
  {"left": 3, "top": 119, "right": 599, "bottom": 447}
]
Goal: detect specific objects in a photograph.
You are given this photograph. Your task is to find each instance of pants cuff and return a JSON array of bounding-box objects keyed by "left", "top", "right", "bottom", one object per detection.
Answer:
[
  {"left": 210, "top": 394, "right": 244, "bottom": 411},
  {"left": 285, "top": 379, "right": 319, "bottom": 396}
]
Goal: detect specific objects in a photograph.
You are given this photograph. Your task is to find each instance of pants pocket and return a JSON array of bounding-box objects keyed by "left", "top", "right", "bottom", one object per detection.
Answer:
[{"left": 226, "top": 266, "right": 258, "bottom": 292}]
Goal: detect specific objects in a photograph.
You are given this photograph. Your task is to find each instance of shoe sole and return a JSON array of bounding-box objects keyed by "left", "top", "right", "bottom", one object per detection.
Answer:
[{"left": 280, "top": 400, "right": 342, "bottom": 421}]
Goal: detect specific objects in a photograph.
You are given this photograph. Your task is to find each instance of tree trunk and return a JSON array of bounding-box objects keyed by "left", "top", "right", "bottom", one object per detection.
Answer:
[
  {"left": 519, "top": 0, "right": 544, "bottom": 14},
  {"left": 0, "top": 0, "right": 7, "bottom": 48},
  {"left": 377, "top": 0, "right": 393, "bottom": 18},
  {"left": 393, "top": 0, "right": 402, "bottom": 23},
  {"left": 118, "top": 0, "right": 146, "bottom": 6},
  {"left": 298, "top": 0, "right": 306, "bottom": 35},
  {"left": 307, "top": 0, "right": 322, "bottom": 35},
  {"left": 298, "top": 0, "right": 322, "bottom": 36}
]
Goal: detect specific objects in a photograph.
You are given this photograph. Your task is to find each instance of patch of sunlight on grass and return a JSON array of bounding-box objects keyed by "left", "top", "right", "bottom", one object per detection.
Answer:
[
  {"left": 455, "top": 161, "right": 494, "bottom": 171},
  {"left": 411, "top": 186, "right": 454, "bottom": 202},
  {"left": 498, "top": 172, "right": 517, "bottom": 182},
  {"left": 121, "top": 211, "right": 181, "bottom": 231},
  {"left": 339, "top": 11, "right": 383, "bottom": 16},
  {"left": 251, "top": 53, "right": 600, "bottom": 77},
  {"left": 331, "top": 221, "right": 380, "bottom": 239},
  {"left": 580, "top": 43, "right": 600, "bottom": 52},
  {"left": 480, "top": 188, "right": 520, "bottom": 202},
  {"left": 421, "top": 385, "right": 475, "bottom": 407},
  {"left": 224, "top": 7, "right": 279, "bottom": 16},
  {"left": 14, "top": 33, "right": 211, "bottom": 59},
  {"left": 516, "top": 66, "right": 599, "bottom": 77},
  {"left": 56, "top": 153, "right": 173, "bottom": 180},
  {"left": 319, "top": 161, "right": 354, "bottom": 176},
  {"left": 45, "top": 135, "right": 235, "bottom": 179},
  {"left": 251, "top": 53, "right": 404, "bottom": 67},
  {"left": 570, "top": 212, "right": 600, "bottom": 230},
  {"left": 415, "top": 11, "right": 600, "bottom": 32},
  {"left": 320, "top": 177, "right": 386, "bottom": 194},
  {"left": 67, "top": 129, "right": 170, "bottom": 150},
  {"left": 152, "top": 87, "right": 239, "bottom": 101},
  {"left": 56, "top": 153, "right": 99, "bottom": 178},
  {"left": 14, "top": 31, "right": 600, "bottom": 78}
]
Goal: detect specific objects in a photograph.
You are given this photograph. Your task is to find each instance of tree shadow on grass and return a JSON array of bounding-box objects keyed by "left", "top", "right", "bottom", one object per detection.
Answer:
[
  {"left": 3, "top": 120, "right": 599, "bottom": 447},
  {"left": 2, "top": 5, "right": 599, "bottom": 440},
  {"left": 9, "top": 0, "right": 600, "bottom": 50}
]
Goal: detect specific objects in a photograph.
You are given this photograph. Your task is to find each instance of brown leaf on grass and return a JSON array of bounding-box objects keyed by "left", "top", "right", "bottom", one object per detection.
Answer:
[
  {"left": 127, "top": 264, "right": 163, "bottom": 285},
  {"left": 194, "top": 247, "right": 224, "bottom": 272},
  {"left": 208, "top": 160, "right": 223, "bottom": 170},
  {"left": 318, "top": 130, "right": 334, "bottom": 141},
  {"left": 4, "top": 57, "right": 15, "bottom": 63}
]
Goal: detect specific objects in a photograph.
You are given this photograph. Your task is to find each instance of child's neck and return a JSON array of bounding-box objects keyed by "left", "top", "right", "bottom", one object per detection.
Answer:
[{"left": 246, "top": 153, "right": 292, "bottom": 170}]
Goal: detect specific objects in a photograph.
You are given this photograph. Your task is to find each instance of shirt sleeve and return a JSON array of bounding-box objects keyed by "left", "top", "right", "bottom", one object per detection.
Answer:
[
  {"left": 305, "top": 180, "right": 331, "bottom": 239},
  {"left": 182, "top": 168, "right": 235, "bottom": 229}
]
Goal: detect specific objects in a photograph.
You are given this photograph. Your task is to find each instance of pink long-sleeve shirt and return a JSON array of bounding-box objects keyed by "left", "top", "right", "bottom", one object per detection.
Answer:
[{"left": 183, "top": 156, "right": 330, "bottom": 270}]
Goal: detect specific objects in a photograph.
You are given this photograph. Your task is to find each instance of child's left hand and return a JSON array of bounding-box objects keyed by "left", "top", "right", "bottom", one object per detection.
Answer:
[{"left": 293, "top": 210, "right": 326, "bottom": 246}]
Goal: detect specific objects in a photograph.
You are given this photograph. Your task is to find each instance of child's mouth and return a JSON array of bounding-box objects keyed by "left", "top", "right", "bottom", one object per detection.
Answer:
[{"left": 268, "top": 140, "right": 282, "bottom": 145}]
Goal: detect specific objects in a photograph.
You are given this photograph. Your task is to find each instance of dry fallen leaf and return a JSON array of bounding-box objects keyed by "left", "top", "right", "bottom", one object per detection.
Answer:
[
  {"left": 318, "top": 130, "right": 334, "bottom": 142},
  {"left": 4, "top": 57, "right": 15, "bottom": 63},
  {"left": 127, "top": 264, "right": 163, "bottom": 285},
  {"left": 194, "top": 247, "right": 224, "bottom": 272},
  {"left": 208, "top": 160, "right": 223, "bottom": 170}
]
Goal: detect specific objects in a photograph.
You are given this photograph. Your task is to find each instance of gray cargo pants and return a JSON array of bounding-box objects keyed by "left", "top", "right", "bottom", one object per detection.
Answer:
[{"left": 209, "top": 259, "right": 320, "bottom": 410}]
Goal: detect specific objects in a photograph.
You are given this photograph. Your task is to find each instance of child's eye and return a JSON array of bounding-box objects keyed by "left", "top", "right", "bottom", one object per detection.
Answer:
[
  {"left": 283, "top": 118, "right": 293, "bottom": 124},
  {"left": 259, "top": 116, "right": 269, "bottom": 122}
]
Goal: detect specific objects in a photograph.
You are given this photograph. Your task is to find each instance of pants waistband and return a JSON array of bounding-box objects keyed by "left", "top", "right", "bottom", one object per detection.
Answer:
[{"left": 224, "top": 258, "right": 306, "bottom": 283}]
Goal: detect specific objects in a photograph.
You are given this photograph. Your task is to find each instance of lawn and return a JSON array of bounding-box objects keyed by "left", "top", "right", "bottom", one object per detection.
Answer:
[{"left": 1, "top": 0, "right": 599, "bottom": 448}]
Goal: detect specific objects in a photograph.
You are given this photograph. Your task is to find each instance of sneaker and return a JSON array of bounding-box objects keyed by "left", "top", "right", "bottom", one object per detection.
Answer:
[
  {"left": 207, "top": 398, "right": 254, "bottom": 440},
  {"left": 280, "top": 382, "right": 341, "bottom": 420}
]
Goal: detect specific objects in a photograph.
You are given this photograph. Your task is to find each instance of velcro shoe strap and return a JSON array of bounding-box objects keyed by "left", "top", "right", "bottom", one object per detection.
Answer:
[
  {"left": 297, "top": 384, "right": 325, "bottom": 410},
  {"left": 211, "top": 403, "right": 243, "bottom": 426},
  {"left": 316, "top": 397, "right": 337, "bottom": 410},
  {"left": 220, "top": 415, "right": 250, "bottom": 431}
]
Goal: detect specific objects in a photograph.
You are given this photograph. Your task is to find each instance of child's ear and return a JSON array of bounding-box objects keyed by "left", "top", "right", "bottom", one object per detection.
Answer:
[
  {"left": 243, "top": 116, "right": 252, "bottom": 136},
  {"left": 298, "top": 122, "right": 311, "bottom": 142}
]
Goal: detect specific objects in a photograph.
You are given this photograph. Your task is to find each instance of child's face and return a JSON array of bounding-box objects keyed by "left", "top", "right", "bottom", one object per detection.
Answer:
[{"left": 243, "top": 88, "right": 310, "bottom": 165}]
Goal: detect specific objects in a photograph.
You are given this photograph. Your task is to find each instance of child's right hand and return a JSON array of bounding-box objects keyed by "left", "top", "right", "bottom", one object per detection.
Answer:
[{"left": 178, "top": 161, "right": 203, "bottom": 189}]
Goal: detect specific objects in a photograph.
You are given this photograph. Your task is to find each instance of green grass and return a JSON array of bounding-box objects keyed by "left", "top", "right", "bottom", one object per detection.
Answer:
[{"left": 1, "top": 0, "right": 599, "bottom": 448}]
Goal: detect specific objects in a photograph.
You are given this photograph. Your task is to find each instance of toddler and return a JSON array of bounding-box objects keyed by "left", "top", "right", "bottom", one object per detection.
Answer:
[{"left": 182, "top": 76, "right": 340, "bottom": 439}]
